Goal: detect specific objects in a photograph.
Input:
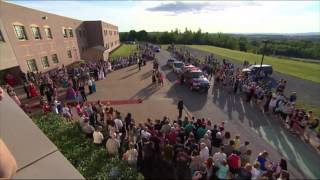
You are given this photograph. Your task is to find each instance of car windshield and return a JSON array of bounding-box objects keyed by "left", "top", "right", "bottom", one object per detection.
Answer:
[
  {"left": 174, "top": 63, "right": 183, "bottom": 68},
  {"left": 191, "top": 71, "right": 202, "bottom": 78}
]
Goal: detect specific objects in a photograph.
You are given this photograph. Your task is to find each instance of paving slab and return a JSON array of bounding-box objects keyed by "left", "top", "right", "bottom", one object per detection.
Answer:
[{"left": 13, "top": 151, "right": 84, "bottom": 179}]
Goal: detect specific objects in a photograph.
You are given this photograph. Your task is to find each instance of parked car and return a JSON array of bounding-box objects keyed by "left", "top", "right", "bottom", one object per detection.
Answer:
[
  {"left": 166, "top": 59, "right": 175, "bottom": 67},
  {"left": 173, "top": 61, "right": 185, "bottom": 74},
  {"left": 242, "top": 64, "right": 273, "bottom": 77},
  {"left": 181, "top": 64, "right": 197, "bottom": 74},
  {"left": 154, "top": 47, "right": 161, "bottom": 52},
  {"left": 183, "top": 69, "right": 210, "bottom": 92}
]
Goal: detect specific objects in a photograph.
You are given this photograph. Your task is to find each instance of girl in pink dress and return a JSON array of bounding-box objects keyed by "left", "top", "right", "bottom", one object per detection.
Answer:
[{"left": 29, "top": 82, "right": 39, "bottom": 97}]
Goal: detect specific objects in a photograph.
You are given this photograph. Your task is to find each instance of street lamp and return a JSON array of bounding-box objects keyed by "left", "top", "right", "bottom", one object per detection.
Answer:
[{"left": 260, "top": 40, "right": 269, "bottom": 68}]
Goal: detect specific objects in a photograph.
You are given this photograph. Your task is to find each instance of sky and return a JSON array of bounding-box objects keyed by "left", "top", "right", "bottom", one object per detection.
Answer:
[{"left": 8, "top": 0, "right": 320, "bottom": 34}]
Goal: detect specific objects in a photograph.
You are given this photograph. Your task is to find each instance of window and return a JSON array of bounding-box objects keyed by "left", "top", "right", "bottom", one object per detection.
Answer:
[
  {"left": 27, "top": 59, "right": 38, "bottom": 72},
  {"left": 13, "top": 25, "right": 28, "bottom": 40},
  {"left": 41, "top": 56, "right": 50, "bottom": 68},
  {"left": 51, "top": 54, "right": 59, "bottom": 64},
  {"left": 82, "top": 47, "right": 85, "bottom": 53},
  {"left": 105, "top": 43, "right": 109, "bottom": 49},
  {"left": 67, "top": 50, "right": 72, "bottom": 58},
  {"left": 114, "top": 31, "right": 116, "bottom": 35},
  {"left": 0, "top": 30, "right": 4, "bottom": 42},
  {"left": 44, "top": 27, "right": 52, "bottom": 39},
  {"left": 83, "top": 30, "right": 86, "bottom": 37},
  {"left": 69, "top": 29, "right": 73, "bottom": 37},
  {"left": 109, "top": 30, "right": 112, "bottom": 36},
  {"left": 31, "top": 26, "right": 41, "bottom": 40},
  {"left": 62, "top": 28, "right": 67, "bottom": 38}
]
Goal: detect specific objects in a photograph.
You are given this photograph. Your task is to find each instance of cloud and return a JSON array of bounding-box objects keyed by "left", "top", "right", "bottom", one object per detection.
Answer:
[{"left": 145, "top": 1, "right": 260, "bottom": 15}]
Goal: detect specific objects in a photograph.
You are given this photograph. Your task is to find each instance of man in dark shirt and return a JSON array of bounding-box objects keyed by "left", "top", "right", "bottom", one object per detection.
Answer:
[{"left": 177, "top": 98, "right": 184, "bottom": 119}]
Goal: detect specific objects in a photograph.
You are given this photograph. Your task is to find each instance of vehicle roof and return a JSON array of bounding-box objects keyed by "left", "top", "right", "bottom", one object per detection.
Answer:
[
  {"left": 184, "top": 64, "right": 195, "bottom": 68},
  {"left": 189, "top": 68, "right": 202, "bottom": 72},
  {"left": 174, "top": 61, "right": 184, "bottom": 64},
  {"left": 250, "top": 64, "right": 272, "bottom": 67}
]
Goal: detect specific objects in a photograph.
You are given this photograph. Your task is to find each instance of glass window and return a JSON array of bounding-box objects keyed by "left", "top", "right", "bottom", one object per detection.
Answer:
[
  {"left": 13, "top": 25, "right": 28, "bottom": 40},
  {"left": 67, "top": 50, "right": 72, "bottom": 58},
  {"left": 41, "top": 56, "right": 50, "bottom": 68},
  {"left": 69, "top": 29, "right": 73, "bottom": 37},
  {"left": 62, "top": 28, "right": 67, "bottom": 38},
  {"left": 0, "top": 30, "right": 4, "bottom": 42},
  {"left": 31, "top": 26, "right": 41, "bottom": 40},
  {"left": 79, "top": 30, "right": 82, "bottom": 37},
  {"left": 51, "top": 54, "right": 59, "bottom": 64},
  {"left": 27, "top": 59, "right": 38, "bottom": 72},
  {"left": 44, "top": 27, "right": 52, "bottom": 39}
]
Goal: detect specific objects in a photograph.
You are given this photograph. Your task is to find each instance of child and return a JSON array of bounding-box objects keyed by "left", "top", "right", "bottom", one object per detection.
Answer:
[{"left": 159, "top": 72, "right": 164, "bottom": 86}]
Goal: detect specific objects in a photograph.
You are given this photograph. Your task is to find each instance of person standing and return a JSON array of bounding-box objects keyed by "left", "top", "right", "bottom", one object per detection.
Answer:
[
  {"left": 23, "top": 81, "right": 30, "bottom": 99},
  {"left": 138, "top": 58, "right": 142, "bottom": 70},
  {"left": 28, "top": 82, "right": 39, "bottom": 97},
  {"left": 87, "top": 78, "right": 93, "bottom": 94},
  {"left": 177, "top": 98, "right": 184, "bottom": 119},
  {"left": 78, "top": 81, "right": 87, "bottom": 102},
  {"left": 91, "top": 77, "right": 96, "bottom": 93}
]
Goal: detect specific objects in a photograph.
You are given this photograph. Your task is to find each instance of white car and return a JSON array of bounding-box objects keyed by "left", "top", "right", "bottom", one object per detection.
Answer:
[{"left": 172, "top": 61, "right": 185, "bottom": 74}]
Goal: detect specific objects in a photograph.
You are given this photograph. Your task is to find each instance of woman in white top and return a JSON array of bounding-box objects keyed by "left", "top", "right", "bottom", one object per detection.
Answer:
[
  {"left": 93, "top": 126, "right": 104, "bottom": 145},
  {"left": 123, "top": 143, "right": 138, "bottom": 169}
]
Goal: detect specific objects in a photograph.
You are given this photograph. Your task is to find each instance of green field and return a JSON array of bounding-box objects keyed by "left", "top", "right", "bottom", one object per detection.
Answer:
[
  {"left": 110, "top": 44, "right": 137, "bottom": 58},
  {"left": 183, "top": 45, "right": 320, "bottom": 83}
]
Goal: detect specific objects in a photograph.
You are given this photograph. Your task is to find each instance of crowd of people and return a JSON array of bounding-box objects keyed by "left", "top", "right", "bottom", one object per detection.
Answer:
[
  {"left": 172, "top": 47, "right": 320, "bottom": 151},
  {"left": 1, "top": 43, "right": 317, "bottom": 180},
  {"left": 68, "top": 99, "right": 290, "bottom": 180}
]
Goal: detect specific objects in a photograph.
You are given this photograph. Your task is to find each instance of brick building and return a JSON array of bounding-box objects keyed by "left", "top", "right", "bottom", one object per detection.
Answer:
[{"left": 0, "top": 1, "right": 120, "bottom": 84}]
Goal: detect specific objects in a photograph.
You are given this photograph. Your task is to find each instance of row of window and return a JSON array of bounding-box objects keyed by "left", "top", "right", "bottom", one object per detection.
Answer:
[
  {"left": 26, "top": 54, "right": 59, "bottom": 72},
  {"left": 26, "top": 50, "right": 73, "bottom": 72},
  {"left": 12, "top": 24, "right": 74, "bottom": 41},
  {"left": 103, "top": 29, "right": 118, "bottom": 36},
  {"left": 105, "top": 40, "right": 120, "bottom": 49}
]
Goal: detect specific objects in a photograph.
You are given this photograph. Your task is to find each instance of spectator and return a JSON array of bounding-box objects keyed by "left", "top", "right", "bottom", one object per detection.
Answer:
[
  {"left": 106, "top": 133, "right": 120, "bottom": 156},
  {"left": 228, "top": 151, "right": 241, "bottom": 175},
  {"left": 199, "top": 143, "right": 209, "bottom": 162},
  {"left": 93, "top": 126, "right": 104, "bottom": 145},
  {"left": 82, "top": 119, "right": 95, "bottom": 138},
  {"left": 216, "top": 159, "right": 229, "bottom": 179}
]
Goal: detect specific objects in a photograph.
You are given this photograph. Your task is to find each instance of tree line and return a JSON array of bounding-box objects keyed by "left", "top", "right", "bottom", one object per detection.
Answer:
[{"left": 120, "top": 29, "right": 320, "bottom": 60}]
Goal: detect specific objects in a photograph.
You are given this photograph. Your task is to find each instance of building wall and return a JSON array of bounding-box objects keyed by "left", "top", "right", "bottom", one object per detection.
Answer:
[
  {"left": 0, "top": 1, "right": 120, "bottom": 73},
  {"left": 101, "top": 21, "right": 120, "bottom": 52},
  {"left": 0, "top": 19, "right": 19, "bottom": 70},
  {"left": 83, "top": 21, "right": 103, "bottom": 48}
]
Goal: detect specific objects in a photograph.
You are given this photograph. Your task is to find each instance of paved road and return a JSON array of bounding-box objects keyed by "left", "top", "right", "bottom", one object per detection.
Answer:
[
  {"left": 156, "top": 49, "right": 320, "bottom": 179},
  {"left": 181, "top": 46, "right": 320, "bottom": 112}
]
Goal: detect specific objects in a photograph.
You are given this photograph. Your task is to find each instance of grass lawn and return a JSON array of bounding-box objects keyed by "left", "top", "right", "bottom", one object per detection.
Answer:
[
  {"left": 185, "top": 45, "right": 320, "bottom": 83},
  {"left": 32, "top": 113, "right": 142, "bottom": 180},
  {"left": 110, "top": 44, "right": 137, "bottom": 58}
]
